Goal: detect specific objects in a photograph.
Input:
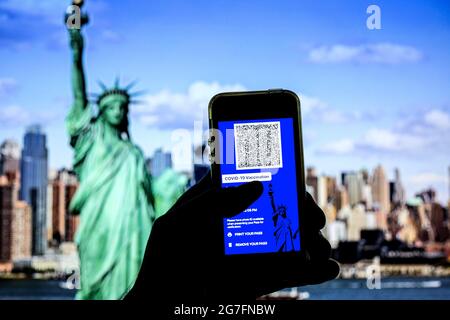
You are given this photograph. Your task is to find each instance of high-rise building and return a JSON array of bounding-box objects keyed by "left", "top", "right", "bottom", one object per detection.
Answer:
[
  {"left": 344, "top": 171, "right": 363, "bottom": 207},
  {"left": 323, "top": 203, "right": 337, "bottom": 223},
  {"left": 0, "top": 139, "right": 20, "bottom": 175},
  {"left": 306, "top": 167, "right": 318, "bottom": 201},
  {"left": 362, "top": 184, "right": 373, "bottom": 210},
  {"left": 397, "top": 207, "right": 418, "bottom": 244},
  {"left": 324, "top": 220, "right": 347, "bottom": 249},
  {"left": 335, "top": 186, "right": 349, "bottom": 211},
  {"left": 326, "top": 176, "right": 337, "bottom": 204},
  {"left": 430, "top": 203, "right": 449, "bottom": 243},
  {"left": 389, "top": 181, "right": 395, "bottom": 205},
  {"left": 365, "top": 211, "right": 377, "bottom": 230},
  {"left": 448, "top": 166, "right": 450, "bottom": 207},
  {"left": 341, "top": 172, "right": 348, "bottom": 186},
  {"left": 360, "top": 168, "right": 369, "bottom": 184},
  {"left": 347, "top": 204, "right": 366, "bottom": 241},
  {"left": 47, "top": 170, "right": 56, "bottom": 242},
  {"left": 391, "top": 168, "right": 406, "bottom": 207},
  {"left": 375, "top": 211, "right": 388, "bottom": 232},
  {"left": 317, "top": 176, "right": 328, "bottom": 209},
  {"left": 65, "top": 183, "right": 79, "bottom": 242},
  {"left": 415, "top": 188, "right": 436, "bottom": 204},
  {"left": 371, "top": 165, "right": 390, "bottom": 214},
  {"left": 50, "top": 169, "right": 79, "bottom": 243},
  {"left": 0, "top": 173, "right": 32, "bottom": 263},
  {"left": 19, "top": 125, "right": 48, "bottom": 255},
  {"left": 149, "top": 148, "right": 172, "bottom": 178}
]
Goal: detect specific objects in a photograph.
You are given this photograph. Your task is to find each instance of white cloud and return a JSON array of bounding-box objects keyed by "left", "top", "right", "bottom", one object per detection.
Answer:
[
  {"left": 361, "top": 128, "right": 428, "bottom": 151},
  {"left": 299, "top": 95, "right": 328, "bottom": 114},
  {"left": 0, "top": 0, "right": 64, "bottom": 25},
  {"left": 317, "top": 127, "right": 430, "bottom": 156},
  {"left": 132, "top": 81, "right": 246, "bottom": 129},
  {"left": 0, "top": 77, "right": 18, "bottom": 97},
  {"left": 308, "top": 43, "right": 423, "bottom": 64},
  {"left": 0, "top": 105, "right": 61, "bottom": 127},
  {"left": 0, "top": 105, "right": 30, "bottom": 125},
  {"left": 134, "top": 87, "right": 366, "bottom": 129},
  {"left": 409, "top": 173, "right": 447, "bottom": 186},
  {"left": 299, "top": 94, "right": 361, "bottom": 124},
  {"left": 316, "top": 105, "right": 450, "bottom": 156},
  {"left": 424, "top": 109, "right": 450, "bottom": 130},
  {"left": 320, "top": 109, "right": 349, "bottom": 124},
  {"left": 318, "top": 139, "right": 355, "bottom": 154}
]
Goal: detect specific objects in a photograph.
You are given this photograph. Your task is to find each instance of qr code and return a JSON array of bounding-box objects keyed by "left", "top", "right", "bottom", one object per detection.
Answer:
[{"left": 234, "top": 121, "right": 283, "bottom": 170}]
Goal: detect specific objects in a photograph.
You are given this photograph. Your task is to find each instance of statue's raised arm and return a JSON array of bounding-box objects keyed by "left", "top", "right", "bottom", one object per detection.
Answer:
[{"left": 69, "top": 28, "right": 88, "bottom": 111}]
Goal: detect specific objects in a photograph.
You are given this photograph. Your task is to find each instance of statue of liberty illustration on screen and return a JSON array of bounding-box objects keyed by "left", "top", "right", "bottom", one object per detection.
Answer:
[{"left": 268, "top": 183, "right": 299, "bottom": 252}]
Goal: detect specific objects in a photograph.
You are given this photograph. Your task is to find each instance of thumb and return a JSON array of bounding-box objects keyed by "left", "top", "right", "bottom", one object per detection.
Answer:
[{"left": 211, "top": 181, "right": 264, "bottom": 218}]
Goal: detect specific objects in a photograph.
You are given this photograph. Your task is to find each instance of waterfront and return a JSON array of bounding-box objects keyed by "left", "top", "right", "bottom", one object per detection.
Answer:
[
  {"left": 301, "top": 276, "right": 450, "bottom": 300},
  {"left": 0, "top": 277, "right": 449, "bottom": 300}
]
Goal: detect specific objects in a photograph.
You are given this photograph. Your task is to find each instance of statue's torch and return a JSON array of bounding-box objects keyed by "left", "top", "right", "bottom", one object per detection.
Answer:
[{"left": 65, "top": 0, "right": 89, "bottom": 29}]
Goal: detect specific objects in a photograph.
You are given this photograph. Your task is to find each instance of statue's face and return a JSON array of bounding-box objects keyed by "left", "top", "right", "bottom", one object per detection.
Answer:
[{"left": 100, "top": 94, "right": 128, "bottom": 127}]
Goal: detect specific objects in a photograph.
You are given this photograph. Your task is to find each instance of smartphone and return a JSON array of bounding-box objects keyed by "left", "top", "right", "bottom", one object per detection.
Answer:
[{"left": 208, "top": 89, "right": 307, "bottom": 263}]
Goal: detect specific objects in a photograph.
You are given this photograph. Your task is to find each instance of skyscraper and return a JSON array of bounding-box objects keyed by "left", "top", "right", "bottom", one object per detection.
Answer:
[
  {"left": 360, "top": 168, "right": 369, "bottom": 184},
  {"left": 344, "top": 171, "right": 363, "bottom": 207},
  {"left": 335, "top": 186, "right": 349, "bottom": 211},
  {"left": 47, "top": 170, "right": 56, "bottom": 243},
  {"left": 362, "top": 184, "right": 373, "bottom": 209},
  {"left": 65, "top": 183, "right": 80, "bottom": 242},
  {"left": 391, "top": 168, "right": 406, "bottom": 206},
  {"left": 0, "top": 139, "right": 20, "bottom": 175},
  {"left": 326, "top": 176, "right": 337, "bottom": 203},
  {"left": 317, "top": 176, "right": 328, "bottom": 209},
  {"left": 50, "top": 168, "right": 79, "bottom": 243},
  {"left": 448, "top": 166, "right": 450, "bottom": 208},
  {"left": 19, "top": 125, "right": 48, "bottom": 256},
  {"left": 306, "top": 167, "right": 318, "bottom": 201},
  {"left": 371, "top": 165, "right": 390, "bottom": 214},
  {"left": 347, "top": 204, "right": 366, "bottom": 241},
  {"left": 149, "top": 148, "right": 173, "bottom": 178},
  {"left": 0, "top": 173, "right": 32, "bottom": 263}
]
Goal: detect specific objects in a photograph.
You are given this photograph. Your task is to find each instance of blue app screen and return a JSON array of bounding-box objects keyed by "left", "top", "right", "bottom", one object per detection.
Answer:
[{"left": 218, "top": 118, "right": 301, "bottom": 255}]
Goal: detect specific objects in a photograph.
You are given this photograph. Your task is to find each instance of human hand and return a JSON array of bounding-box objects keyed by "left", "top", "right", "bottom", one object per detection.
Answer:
[{"left": 126, "top": 172, "right": 339, "bottom": 301}]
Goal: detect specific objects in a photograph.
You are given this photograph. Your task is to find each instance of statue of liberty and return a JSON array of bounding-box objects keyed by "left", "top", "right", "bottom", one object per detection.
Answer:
[
  {"left": 65, "top": 1, "right": 156, "bottom": 299},
  {"left": 268, "top": 184, "right": 298, "bottom": 252}
]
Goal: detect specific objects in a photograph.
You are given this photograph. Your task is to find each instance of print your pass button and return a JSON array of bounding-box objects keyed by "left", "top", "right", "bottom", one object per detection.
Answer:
[
  {"left": 232, "top": 231, "right": 264, "bottom": 237},
  {"left": 222, "top": 172, "right": 272, "bottom": 184}
]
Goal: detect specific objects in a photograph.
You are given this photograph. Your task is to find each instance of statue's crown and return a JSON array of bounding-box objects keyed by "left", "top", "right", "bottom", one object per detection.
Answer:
[
  {"left": 97, "top": 88, "right": 130, "bottom": 105},
  {"left": 93, "top": 78, "right": 143, "bottom": 106}
]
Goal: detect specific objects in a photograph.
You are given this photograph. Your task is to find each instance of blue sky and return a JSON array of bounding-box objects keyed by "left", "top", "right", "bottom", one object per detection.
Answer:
[{"left": 1, "top": 0, "right": 449, "bottom": 203}]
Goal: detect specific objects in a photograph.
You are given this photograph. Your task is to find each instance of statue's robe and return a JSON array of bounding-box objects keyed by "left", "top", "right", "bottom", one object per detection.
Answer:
[
  {"left": 66, "top": 105, "right": 154, "bottom": 300},
  {"left": 274, "top": 214, "right": 295, "bottom": 252}
]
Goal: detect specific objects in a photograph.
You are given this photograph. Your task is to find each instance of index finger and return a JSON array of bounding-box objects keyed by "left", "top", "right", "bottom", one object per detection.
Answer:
[{"left": 303, "top": 192, "right": 326, "bottom": 231}]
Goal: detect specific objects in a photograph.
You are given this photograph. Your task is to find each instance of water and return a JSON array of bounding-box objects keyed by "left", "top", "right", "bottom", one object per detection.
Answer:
[
  {"left": 0, "top": 277, "right": 449, "bottom": 300},
  {"left": 300, "top": 277, "right": 450, "bottom": 300},
  {"left": 0, "top": 279, "right": 76, "bottom": 300}
]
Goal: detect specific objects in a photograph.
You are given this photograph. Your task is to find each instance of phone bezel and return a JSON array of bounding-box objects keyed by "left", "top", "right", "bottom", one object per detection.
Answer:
[{"left": 208, "top": 89, "right": 308, "bottom": 264}]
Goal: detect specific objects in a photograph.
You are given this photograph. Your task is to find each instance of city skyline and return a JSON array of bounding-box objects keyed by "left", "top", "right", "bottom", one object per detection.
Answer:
[
  {"left": 1, "top": 129, "right": 449, "bottom": 276},
  {"left": 19, "top": 125, "right": 48, "bottom": 256},
  {"left": 0, "top": 0, "right": 449, "bottom": 203},
  {"left": 0, "top": 131, "right": 448, "bottom": 206}
]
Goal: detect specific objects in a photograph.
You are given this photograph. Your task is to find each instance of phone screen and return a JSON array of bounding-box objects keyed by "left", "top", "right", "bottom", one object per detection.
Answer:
[{"left": 218, "top": 117, "right": 301, "bottom": 255}]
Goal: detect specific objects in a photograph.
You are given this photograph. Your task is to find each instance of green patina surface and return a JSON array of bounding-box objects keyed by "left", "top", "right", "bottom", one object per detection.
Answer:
[{"left": 66, "top": 19, "right": 186, "bottom": 299}]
